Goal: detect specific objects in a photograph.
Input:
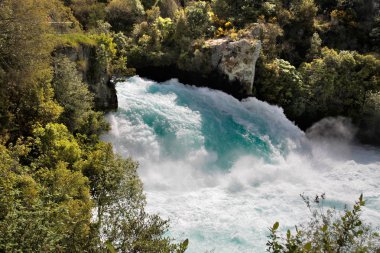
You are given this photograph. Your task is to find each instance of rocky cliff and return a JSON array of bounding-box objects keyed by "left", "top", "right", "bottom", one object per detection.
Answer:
[
  {"left": 180, "top": 38, "right": 261, "bottom": 95},
  {"left": 136, "top": 36, "right": 262, "bottom": 98},
  {"left": 54, "top": 44, "right": 118, "bottom": 111}
]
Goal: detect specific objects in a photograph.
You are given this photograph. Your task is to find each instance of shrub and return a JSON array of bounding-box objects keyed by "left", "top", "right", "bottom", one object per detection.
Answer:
[
  {"left": 106, "top": 0, "right": 145, "bottom": 32},
  {"left": 300, "top": 48, "right": 380, "bottom": 121},
  {"left": 255, "top": 58, "right": 308, "bottom": 119},
  {"left": 267, "top": 194, "right": 380, "bottom": 253}
]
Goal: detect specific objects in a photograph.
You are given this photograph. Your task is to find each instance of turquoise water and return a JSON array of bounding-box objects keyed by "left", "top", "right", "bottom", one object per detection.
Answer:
[{"left": 103, "top": 76, "right": 380, "bottom": 252}]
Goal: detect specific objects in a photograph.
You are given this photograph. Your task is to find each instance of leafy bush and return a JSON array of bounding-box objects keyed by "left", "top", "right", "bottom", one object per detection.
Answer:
[
  {"left": 106, "top": 0, "right": 145, "bottom": 32},
  {"left": 68, "top": 0, "right": 107, "bottom": 30},
  {"left": 157, "top": 0, "right": 180, "bottom": 19},
  {"left": 0, "top": 136, "right": 91, "bottom": 252},
  {"left": 212, "top": 0, "right": 262, "bottom": 26},
  {"left": 126, "top": 6, "right": 178, "bottom": 67},
  {"left": 267, "top": 194, "right": 380, "bottom": 253},
  {"left": 300, "top": 48, "right": 380, "bottom": 121},
  {"left": 280, "top": 0, "right": 318, "bottom": 65},
  {"left": 53, "top": 55, "right": 95, "bottom": 132},
  {"left": 255, "top": 58, "right": 308, "bottom": 119},
  {"left": 184, "top": 1, "right": 211, "bottom": 38},
  {"left": 76, "top": 142, "right": 189, "bottom": 252}
]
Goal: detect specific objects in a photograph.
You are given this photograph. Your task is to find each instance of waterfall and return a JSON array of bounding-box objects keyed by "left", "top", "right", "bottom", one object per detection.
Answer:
[{"left": 102, "top": 76, "right": 380, "bottom": 253}]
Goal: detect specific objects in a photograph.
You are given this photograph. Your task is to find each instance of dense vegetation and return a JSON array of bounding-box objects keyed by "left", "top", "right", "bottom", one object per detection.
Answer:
[
  {"left": 0, "top": 0, "right": 379, "bottom": 252},
  {"left": 0, "top": 0, "right": 188, "bottom": 252}
]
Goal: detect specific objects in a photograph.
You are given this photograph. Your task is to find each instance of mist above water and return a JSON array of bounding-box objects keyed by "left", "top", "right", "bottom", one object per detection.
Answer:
[{"left": 102, "top": 76, "right": 380, "bottom": 253}]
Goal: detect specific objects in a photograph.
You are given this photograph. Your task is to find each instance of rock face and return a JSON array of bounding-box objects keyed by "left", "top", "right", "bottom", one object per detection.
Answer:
[
  {"left": 206, "top": 38, "right": 261, "bottom": 95},
  {"left": 54, "top": 44, "right": 117, "bottom": 111},
  {"left": 179, "top": 38, "right": 261, "bottom": 95}
]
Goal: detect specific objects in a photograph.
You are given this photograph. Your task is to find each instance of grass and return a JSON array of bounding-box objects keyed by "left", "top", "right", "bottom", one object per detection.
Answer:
[{"left": 55, "top": 33, "right": 97, "bottom": 48}]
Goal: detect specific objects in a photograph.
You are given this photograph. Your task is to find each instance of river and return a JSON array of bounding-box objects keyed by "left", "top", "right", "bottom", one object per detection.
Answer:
[{"left": 102, "top": 76, "right": 380, "bottom": 252}]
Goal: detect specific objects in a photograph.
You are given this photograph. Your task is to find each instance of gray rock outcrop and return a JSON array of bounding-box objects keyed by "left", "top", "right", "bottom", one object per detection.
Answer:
[
  {"left": 179, "top": 38, "right": 261, "bottom": 95},
  {"left": 206, "top": 38, "right": 262, "bottom": 94}
]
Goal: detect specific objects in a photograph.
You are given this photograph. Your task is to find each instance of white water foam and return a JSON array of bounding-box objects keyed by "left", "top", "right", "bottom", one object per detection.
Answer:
[{"left": 102, "top": 76, "right": 380, "bottom": 252}]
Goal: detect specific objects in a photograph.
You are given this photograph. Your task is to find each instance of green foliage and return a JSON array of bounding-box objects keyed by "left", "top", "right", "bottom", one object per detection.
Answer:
[
  {"left": 290, "top": 0, "right": 318, "bottom": 24},
  {"left": 1, "top": 124, "right": 187, "bottom": 252},
  {"left": 0, "top": 1, "right": 188, "bottom": 252},
  {"left": 316, "top": 0, "right": 376, "bottom": 51},
  {"left": 280, "top": 0, "right": 318, "bottom": 65},
  {"left": 46, "top": 0, "right": 82, "bottom": 33},
  {"left": 244, "top": 20, "right": 283, "bottom": 60},
  {"left": 141, "top": 0, "right": 157, "bottom": 10},
  {"left": 256, "top": 58, "right": 308, "bottom": 119},
  {"left": 76, "top": 142, "right": 188, "bottom": 252},
  {"left": 127, "top": 6, "right": 178, "bottom": 67},
  {"left": 0, "top": 144, "right": 92, "bottom": 252},
  {"left": 33, "top": 162, "right": 92, "bottom": 251},
  {"left": 300, "top": 48, "right": 380, "bottom": 121},
  {"left": 93, "top": 32, "right": 133, "bottom": 77},
  {"left": 53, "top": 55, "right": 95, "bottom": 132},
  {"left": 76, "top": 142, "right": 142, "bottom": 209},
  {"left": 106, "top": 0, "right": 145, "bottom": 32},
  {"left": 173, "top": 9, "right": 193, "bottom": 50},
  {"left": 358, "top": 92, "right": 380, "bottom": 144},
  {"left": 68, "top": 0, "right": 107, "bottom": 30},
  {"left": 306, "top": 32, "right": 322, "bottom": 60},
  {"left": 184, "top": 1, "right": 211, "bottom": 38},
  {"left": 157, "top": 16, "right": 176, "bottom": 43},
  {"left": 267, "top": 194, "right": 380, "bottom": 253},
  {"left": 0, "top": 0, "right": 63, "bottom": 139},
  {"left": 32, "top": 123, "right": 82, "bottom": 168},
  {"left": 52, "top": 50, "right": 109, "bottom": 137},
  {"left": 95, "top": 33, "right": 118, "bottom": 73},
  {"left": 370, "top": 16, "right": 380, "bottom": 52},
  {"left": 157, "top": 0, "right": 180, "bottom": 19},
  {"left": 212, "top": 0, "right": 262, "bottom": 26},
  {"left": 55, "top": 33, "right": 97, "bottom": 48}
]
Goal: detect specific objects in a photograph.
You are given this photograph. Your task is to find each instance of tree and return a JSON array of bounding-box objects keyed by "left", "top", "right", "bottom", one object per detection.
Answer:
[
  {"left": 300, "top": 48, "right": 380, "bottom": 121},
  {"left": 280, "top": 0, "right": 318, "bottom": 65},
  {"left": 255, "top": 58, "right": 308, "bottom": 119},
  {"left": 76, "top": 142, "right": 188, "bottom": 252},
  {"left": 306, "top": 32, "right": 322, "bottom": 60},
  {"left": 157, "top": 0, "right": 180, "bottom": 19},
  {"left": 126, "top": 6, "right": 179, "bottom": 67},
  {"left": 185, "top": 1, "right": 211, "bottom": 38},
  {"left": 212, "top": 0, "right": 263, "bottom": 26},
  {"left": 0, "top": 0, "right": 63, "bottom": 139},
  {"left": 0, "top": 144, "right": 92, "bottom": 252},
  {"left": 370, "top": 16, "right": 380, "bottom": 52},
  {"left": 67, "top": 0, "right": 107, "bottom": 30},
  {"left": 0, "top": 1, "right": 188, "bottom": 252},
  {"left": 53, "top": 55, "right": 95, "bottom": 132},
  {"left": 106, "top": 0, "right": 145, "bottom": 32},
  {"left": 32, "top": 123, "right": 82, "bottom": 168}
]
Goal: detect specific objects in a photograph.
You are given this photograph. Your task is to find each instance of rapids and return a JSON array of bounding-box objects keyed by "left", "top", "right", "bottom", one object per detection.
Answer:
[{"left": 102, "top": 76, "right": 380, "bottom": 252}]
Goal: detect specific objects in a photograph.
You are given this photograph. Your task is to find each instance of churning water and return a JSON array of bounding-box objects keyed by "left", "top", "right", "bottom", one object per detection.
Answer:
[{"left": 102, "top": 76, "right": 380, "bottom": 252}]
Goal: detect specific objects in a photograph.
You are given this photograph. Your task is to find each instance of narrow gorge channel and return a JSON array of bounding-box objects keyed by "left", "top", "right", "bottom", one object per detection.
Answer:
[{"left": 102, "top": 76, "right": 380, "bottom": 252}]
